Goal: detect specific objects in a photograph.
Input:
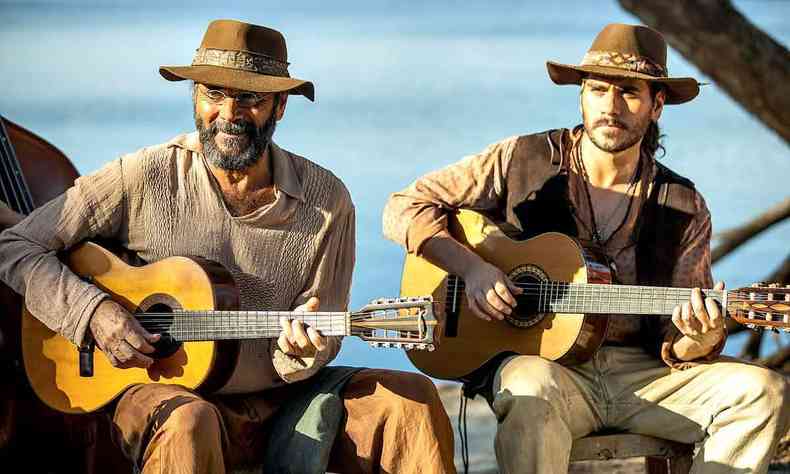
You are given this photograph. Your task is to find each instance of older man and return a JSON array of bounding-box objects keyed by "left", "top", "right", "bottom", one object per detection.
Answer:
[
  {"left": 383, "top": 23, "right": 788, "bottom": 473},
  {"left": 0, "top": 20, "right": 454, "bottom": 474}
]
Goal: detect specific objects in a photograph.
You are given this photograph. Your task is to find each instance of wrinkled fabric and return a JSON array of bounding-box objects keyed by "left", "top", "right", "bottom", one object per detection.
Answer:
[
  {"left": 112, "top": 369, "right": 456, "bottom": 474},
  {"left": 263, "top": 366, "right": 362, "bottom": 474},
  {"left": 492, "top": 348, "right": 790, "bottom": 474},
  {"left": 0, "top": 133, "right": 354, "bottom": 391},
  {"left": 382, "top": 128, "right": 720, "bottom": 367}
]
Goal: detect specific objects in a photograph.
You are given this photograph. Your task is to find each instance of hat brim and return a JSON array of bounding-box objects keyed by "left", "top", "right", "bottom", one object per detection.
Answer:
[
  {"left": 159, "top": 65, "right": 315, "bottom": 102},
  {"left": 546, "top": 61, "right": 699, "bottom": 105}
]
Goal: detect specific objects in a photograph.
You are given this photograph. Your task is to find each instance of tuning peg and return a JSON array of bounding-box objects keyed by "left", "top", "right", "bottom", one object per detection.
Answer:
[{"left": 769, "top": 283, "right": 780, "bottom": 288}]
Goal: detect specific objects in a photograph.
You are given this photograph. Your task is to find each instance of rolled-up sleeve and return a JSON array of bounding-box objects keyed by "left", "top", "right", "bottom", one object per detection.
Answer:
[
  {"left": 382, "top": 137, "right": 517, "bottom": 255},
  {"left": 0, "top": 159, "right": 126, "bottom": 347},
  {"left": 659, "top": 193, "right": 722, "bottom": 368},
  {"left": 271, "top": 191, "right": 355, "bottom": 383}
]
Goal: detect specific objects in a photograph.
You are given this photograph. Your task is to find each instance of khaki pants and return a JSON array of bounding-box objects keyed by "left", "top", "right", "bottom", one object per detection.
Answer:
[
  {"left": 492, "top": 347, "right": 789, "bottom": 474},
  {"left": 112, "top": 369, "right": 456, "bottom": 474}
]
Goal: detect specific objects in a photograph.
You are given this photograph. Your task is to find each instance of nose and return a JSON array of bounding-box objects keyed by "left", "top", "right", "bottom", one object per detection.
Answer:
[
  {"left": 219, "top": 97, "right": 240, "bottom": 122},
  {"left": 602, "top": 89, "right": 624, "bottom": 115}
]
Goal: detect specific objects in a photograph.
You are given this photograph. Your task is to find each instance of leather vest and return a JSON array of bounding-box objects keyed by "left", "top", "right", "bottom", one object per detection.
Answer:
[{"left": 464, "top": 129, "right": 700, "bottom": 398}]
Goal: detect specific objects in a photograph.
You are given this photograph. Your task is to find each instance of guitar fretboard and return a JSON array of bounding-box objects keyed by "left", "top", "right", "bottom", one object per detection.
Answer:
[
  {"left": 446, "top": 278, "right": 725, "bottom": 316},
  {"left": 533, "top": 283, "right": 723, "bottom": 315},
  {"left": 137, "top": 311, "right": 349, "bottom": 341}
]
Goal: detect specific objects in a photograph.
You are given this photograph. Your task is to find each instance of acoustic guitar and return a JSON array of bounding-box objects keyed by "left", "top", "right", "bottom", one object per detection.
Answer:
[
  {"left": 400, "top": 210, "right": 790, "bottom": 381},
  {"left": 23, "top": 242, "right": 436, "bottom": 414}
]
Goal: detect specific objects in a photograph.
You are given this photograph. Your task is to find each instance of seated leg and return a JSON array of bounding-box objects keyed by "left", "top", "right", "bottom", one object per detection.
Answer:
[
  {"left": 492, "top": 355, "right": 601, "bottom": 474},
  {"left": 327, "top": 368, "right": 456, "bottom": 474},
  {"left": 113, "top": 384, "right": 226, "bottom": 474},
  {"left": 612, "top": 358, "right": 790, "bottom": 474}
]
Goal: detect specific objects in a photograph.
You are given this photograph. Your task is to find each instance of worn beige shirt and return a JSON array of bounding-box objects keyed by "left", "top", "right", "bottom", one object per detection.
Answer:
[
  {"left": 383, "top": 130, "right": 719, "bottom": 368},
  {"left": 0, "top": 132, "right": 354, "bottom": 393}
]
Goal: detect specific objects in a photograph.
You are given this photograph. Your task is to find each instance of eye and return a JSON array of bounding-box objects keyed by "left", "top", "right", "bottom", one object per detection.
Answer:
[{"left": 236, "top": 92, "right": 261, "bottom": 106}]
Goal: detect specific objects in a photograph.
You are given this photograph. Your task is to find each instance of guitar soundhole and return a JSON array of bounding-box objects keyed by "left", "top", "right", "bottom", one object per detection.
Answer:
[
  {"left": 142, "top": 302, "right": 182, "bottom": 359},
  {"left": 506, "top": 265, "right": 548, "bottom": 329}
]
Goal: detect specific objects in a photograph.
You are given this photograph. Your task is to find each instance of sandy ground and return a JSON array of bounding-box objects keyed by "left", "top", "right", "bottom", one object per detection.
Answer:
[{"left": 437, "top": 383, "right": 790, "bottom": 474}]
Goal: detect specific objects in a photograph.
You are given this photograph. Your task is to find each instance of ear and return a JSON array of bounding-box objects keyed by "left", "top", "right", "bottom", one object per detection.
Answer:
[
  {"left": 651, "top": 87, "right": 665, "bottom": 122},
  {"left": 275, "top": 93, "right": 289, "bottom": 121}
]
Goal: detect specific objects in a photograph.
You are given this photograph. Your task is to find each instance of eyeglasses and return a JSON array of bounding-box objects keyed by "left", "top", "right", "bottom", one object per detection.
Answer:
[{"left": 198, "top": 86, "right": 271, "bottom": 108}]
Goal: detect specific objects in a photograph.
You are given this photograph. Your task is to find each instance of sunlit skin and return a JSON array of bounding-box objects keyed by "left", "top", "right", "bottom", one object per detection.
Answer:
[
  {"left": 421, "top": 75, "right": 725, "bottom": 360},
  {"left": 87, "top": 85, "right": 325, "bottom": 370}
]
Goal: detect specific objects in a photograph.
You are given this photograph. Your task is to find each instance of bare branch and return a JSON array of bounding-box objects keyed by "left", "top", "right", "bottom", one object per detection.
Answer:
[
  {"left": 712, "top": 198, "right": 790, "bottom": 263},
  {"left": 617, "top": 0, "right": 790, "bottom": 144},
  {"left": 758, "top": 345, "right": 790, "bottom": 370},
  {"left": 765, "top": 254, "right": 790, "bottom": 285}
]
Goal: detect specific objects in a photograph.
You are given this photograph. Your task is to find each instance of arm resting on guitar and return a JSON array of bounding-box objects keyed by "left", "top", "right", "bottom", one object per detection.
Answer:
[
  {"left": 382, "top": 137, "right": 518, "bottom": 255},
  {"left": 0, "top": 160, "right": 125, "bottom": 347}
]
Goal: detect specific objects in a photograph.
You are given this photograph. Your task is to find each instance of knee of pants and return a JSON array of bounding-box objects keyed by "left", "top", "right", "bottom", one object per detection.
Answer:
[
  {"left": 720, "top": 364, "right": 789, "bottom": 416},
  {"left": 163, "top": 400, "right": 223, "bottom": 438},
  {"left": 497, "top": 355, "right": 568, "bottom": 401},
  {"left": 363, "top": 370, "right": 444, "bottom": 417}
]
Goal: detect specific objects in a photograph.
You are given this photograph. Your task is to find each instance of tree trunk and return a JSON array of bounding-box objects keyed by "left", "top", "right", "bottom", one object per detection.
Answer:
[{"left": 617, "top": 0, "right": 790, "bottom": 144}]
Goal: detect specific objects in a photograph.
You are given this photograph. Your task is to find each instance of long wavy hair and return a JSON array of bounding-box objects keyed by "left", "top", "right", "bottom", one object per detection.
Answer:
[{"left": 642, "top": 82, "right": 666, "bottom": 159}]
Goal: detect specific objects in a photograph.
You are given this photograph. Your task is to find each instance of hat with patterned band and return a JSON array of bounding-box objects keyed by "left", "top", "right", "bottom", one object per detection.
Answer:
[
  {"left": 160, "top": 19, "right": 315, "bottom": 101},
  {"left": 546, "top": 23, "right": 699, "bottom": 105}
]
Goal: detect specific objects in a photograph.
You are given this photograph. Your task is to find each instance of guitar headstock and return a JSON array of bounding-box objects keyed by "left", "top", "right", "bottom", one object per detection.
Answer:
[
  {"left": 728, "top": 283, "right": 790, "bottom": 332},
  {"left": 351, "top": 296, "right": 436, "bottom": 351}
]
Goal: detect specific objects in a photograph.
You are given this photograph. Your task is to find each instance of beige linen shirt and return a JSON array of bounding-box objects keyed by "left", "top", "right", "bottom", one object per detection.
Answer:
[
  {"left": 383, "top": 130, "right": 720, "bottom": 368},
  {"left": 0, "top": 132, "right": 354, "bottom": 393}
]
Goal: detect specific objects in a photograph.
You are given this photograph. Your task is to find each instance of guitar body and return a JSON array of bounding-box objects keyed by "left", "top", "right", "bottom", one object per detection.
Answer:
[
  {"left": 401, "top": 210, "right": 612, "bottom": 380},
  {"left": 22, "top": 242, "right": 239, "bottom": 414}
]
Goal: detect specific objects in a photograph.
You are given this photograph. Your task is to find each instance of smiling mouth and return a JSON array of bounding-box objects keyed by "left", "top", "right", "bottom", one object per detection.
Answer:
[{"left": 217, "top": 131, "right": 248, "bottom": 139}]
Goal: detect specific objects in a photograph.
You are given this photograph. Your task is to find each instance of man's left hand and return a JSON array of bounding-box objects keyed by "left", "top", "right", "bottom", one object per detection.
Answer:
[
  {"left": 277, "top": 296, "right": 327, "bottom": 358},
  {"left": 671, "top": 281, "right": 726, "bottom": 350}
]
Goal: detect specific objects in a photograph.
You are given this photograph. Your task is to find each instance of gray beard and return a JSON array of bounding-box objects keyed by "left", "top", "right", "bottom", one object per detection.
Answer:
[{"left": 195, "top": 113, "right": 277, "bottom": 171}]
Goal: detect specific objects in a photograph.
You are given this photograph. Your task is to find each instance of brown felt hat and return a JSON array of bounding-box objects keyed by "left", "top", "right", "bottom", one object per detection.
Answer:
[
  {"left": 546, "top": 23, "right": 699, "bottom": 105},
  {"left": 160, "top": 19, "right": 315, "bottom": 101}
]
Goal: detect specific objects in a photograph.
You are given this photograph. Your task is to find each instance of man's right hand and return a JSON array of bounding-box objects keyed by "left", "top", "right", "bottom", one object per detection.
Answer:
[
  {"left": 89, "top": 299, "right": 160, "bottom": 369},
  {"left": 462, "top": 260, "right": 521, "bottom": 322},
  {"left": 421, "top": 230, "right": 522, "bottom": 322}
]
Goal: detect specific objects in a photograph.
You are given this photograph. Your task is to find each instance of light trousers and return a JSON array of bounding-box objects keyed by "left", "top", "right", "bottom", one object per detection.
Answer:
[{"left": 491, "top": 346, "right": 789, "bottom": 474}]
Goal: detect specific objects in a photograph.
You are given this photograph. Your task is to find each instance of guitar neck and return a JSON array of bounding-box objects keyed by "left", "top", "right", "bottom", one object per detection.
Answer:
[
  {"left": 138, "top": 311, "right": 350, "bottom": 341},
  {"left": 532, "top": 282, "right": 725, "bottom": 316}
]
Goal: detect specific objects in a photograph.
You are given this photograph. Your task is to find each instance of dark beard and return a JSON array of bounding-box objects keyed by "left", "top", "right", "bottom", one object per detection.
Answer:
[
  {"left": 195, "top": 111, "right": 277, "bottom": 171},
  {"left": 582, "top": 109, "right": 651, "bottom": 154}
]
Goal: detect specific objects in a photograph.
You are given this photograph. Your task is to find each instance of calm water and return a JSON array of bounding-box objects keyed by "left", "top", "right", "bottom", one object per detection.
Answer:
[{"left": 1, "top": 0, "right": 788, "bottom": 372}]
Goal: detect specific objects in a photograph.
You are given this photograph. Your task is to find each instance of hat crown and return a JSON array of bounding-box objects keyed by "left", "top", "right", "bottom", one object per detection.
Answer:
[
  {"left": 199, "top": 19, "right": 288, "bottom": 62},
  {"left": 588, "top": 23, "right": 667, "bottom": 71}
]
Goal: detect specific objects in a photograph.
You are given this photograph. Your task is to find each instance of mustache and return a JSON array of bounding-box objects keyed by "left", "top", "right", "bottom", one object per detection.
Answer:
[
  {"left": 211, "top": 118, "right": 256, "bottom": 136},
  {"left": 593, "top": 117, "right": 628, "bottom": 130}
]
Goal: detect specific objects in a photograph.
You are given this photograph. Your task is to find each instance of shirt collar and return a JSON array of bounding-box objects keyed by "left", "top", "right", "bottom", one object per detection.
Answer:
[{"left": 167, "top": 132, "right": 305, "bottom": 203}]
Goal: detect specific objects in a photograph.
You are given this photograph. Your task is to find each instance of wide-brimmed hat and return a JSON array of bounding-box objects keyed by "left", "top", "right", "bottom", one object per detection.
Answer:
[
  {"left": 546, "top": 23, "right": 699, "bottom": 104},
  {"left": 160, "top": 19, "right": 315, "bottom": 101}
]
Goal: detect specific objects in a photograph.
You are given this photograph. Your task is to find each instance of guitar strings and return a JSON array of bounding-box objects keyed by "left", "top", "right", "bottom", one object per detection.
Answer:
[{"left": 444, "top": 281, "right": 776, "bottom": 303}]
